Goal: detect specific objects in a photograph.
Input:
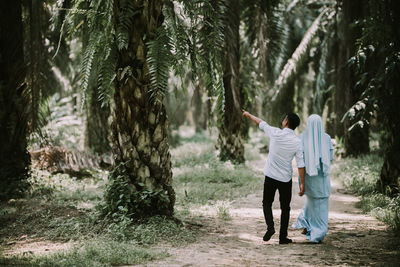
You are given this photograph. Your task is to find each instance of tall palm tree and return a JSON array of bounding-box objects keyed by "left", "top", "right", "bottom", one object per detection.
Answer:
[
  {"left": 217, "top": 0, "right": 282, "bottom": 163},
  {"left": 62, "top": 0, "right": 229, "bottom": 217},
  {"left": 110, "top": 0, "right": 175, "bottom": 215},
  {"left": 338, "top": 0, "right": 369, "bottom": 156},
  {"left": 217, "top": 0, "right": 245, "bottom": 163},
  {"left": 0, "top": 0, "right": 30, "bottom": 200},
  {"left": 344, "top": 0, "right": 400, "bottom": 194}
]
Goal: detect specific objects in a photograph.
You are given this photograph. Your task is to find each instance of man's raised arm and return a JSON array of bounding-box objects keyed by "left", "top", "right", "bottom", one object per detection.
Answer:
[{"left": 242, "top": 110, "right": 262, "bottom": 125}]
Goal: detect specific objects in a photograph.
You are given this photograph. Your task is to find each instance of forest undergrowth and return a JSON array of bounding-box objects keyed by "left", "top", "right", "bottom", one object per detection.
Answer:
[
  {"left": 1, "top": 128, "right": 398, "bottom": 265},
  {"left": 0, "top": 128, "right": 262, "bottom": 266},
  {"left": 331, "top": 154, "right": 400, "bottom": 233}
]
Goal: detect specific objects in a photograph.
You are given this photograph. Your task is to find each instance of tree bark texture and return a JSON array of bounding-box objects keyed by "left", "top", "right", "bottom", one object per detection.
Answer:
[
  {"left": 0, "top": 0, "right": 30, "bottom": 200},
  {"left": 112, "top": 0, "right": 174, "bottom": 215},
  {"left": 217, "top": 0, "right": 245, "bottom": 164}
]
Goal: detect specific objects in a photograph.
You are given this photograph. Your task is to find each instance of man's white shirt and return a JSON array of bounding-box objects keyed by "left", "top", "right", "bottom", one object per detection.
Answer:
[{"left": 259, "top": 121, "right": 305, "bottom": 182}]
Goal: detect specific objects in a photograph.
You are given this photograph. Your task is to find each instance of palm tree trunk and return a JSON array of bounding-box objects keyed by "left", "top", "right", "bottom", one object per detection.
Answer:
[
  {"left": 217, "top": 0, "right": 244, "bottom": 164},
  {"left": 378, "top": 132, "right": 400, "bottom": 195},
  {"left": 325, "top": 28, "right": 339, "bottom": 136},
  {"left": 338, "top": 0, "right": 369, "bottom": 156},
  {"left": 192, "top": 78, "right": 207, "bottom": 132},
  {"left": 376, "top": 0, "right": 400, "bottom": 195},
  {"left": 0, "top": 0, "right": 30, "bottom": 200},
  {"left": 111, "top": 0, "right": 174, "bottom": 216}
]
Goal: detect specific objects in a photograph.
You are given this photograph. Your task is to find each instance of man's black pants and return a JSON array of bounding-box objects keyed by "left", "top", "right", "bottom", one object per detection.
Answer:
[{"left": 263, "top": 176, "right": 292, "bottom": 239}]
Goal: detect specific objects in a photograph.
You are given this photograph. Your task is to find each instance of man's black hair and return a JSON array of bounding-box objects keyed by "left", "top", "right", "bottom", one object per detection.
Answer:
[{"left": 286, "top": 112, "right": 300, "bottom": 130}]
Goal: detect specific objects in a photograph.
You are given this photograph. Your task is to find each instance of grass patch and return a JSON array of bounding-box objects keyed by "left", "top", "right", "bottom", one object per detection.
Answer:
[
  {"left": 28, "top": 168, "right": 105, "bottom": 206},
  {"left": 0, "top": 238, "right": 168, "bottom": 266},
  {"left": 0, "top": 199, "right": 92, "bottom": 242},
  {"left": 174, "top": 159, "right": 260, "bottom": 206},
  {"left": 103, "top": 215, "right": 195, "bottom": 245},
  {"left": 332, "top": 154, "right": 400, "bottom": 233},
  {"left": 1, "top": 167, "right": 195, "bottom": 248},
  {"left": 358, "top": 194, "right": 400, "bottom": 232},
  {"left": 331, "top": 154, "right": 382, "bottom": 195},
  {"left": 0, "top": 200, "right": 194, "bottom": 245},
  {"left": 216, "top": 201, "right": 232, "bottom": 221},
  {"left": 171, "top": 129, "right": 262, "bottom": 215},
  {"left": 172, "top": 142, "right": 216, "bottom": 168}
]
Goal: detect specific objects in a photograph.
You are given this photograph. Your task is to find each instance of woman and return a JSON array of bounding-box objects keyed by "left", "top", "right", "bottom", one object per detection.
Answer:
[{"left": 293, "top": 114, "right": 334, "bottom": 243}]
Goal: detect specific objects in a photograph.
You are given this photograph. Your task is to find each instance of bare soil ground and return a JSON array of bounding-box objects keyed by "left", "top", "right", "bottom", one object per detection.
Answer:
[{"left": 144, "top": 162, "right": 400, "bottom": 267}]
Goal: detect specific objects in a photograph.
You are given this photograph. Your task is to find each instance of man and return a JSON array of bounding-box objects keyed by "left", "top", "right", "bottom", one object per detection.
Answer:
[{"left": 242, "top": 110, "right": 305, "bottom": 244}]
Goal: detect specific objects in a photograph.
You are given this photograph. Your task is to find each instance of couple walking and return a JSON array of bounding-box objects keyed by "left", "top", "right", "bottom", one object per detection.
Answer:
[{"left": 242, "top": 110, "right": 334, "bottom": 244}]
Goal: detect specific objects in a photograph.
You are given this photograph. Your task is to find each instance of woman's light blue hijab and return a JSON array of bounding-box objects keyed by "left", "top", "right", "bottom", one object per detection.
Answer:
[{"left": 301, "top": 114, "right": 331, "bottom": 177}]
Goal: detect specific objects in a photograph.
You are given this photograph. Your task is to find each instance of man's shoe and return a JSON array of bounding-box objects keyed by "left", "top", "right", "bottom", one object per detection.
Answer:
[
  {"left": 263, "top": 230, "right": 275, "bottom": 241},
  {"left": 279, "top": 238, "right": 293, "bottom": 244}
]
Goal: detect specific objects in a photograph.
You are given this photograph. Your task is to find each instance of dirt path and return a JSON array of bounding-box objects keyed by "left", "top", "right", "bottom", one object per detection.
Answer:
[{"left": 145, "top": 162, "right": 400, "bottom": 267}]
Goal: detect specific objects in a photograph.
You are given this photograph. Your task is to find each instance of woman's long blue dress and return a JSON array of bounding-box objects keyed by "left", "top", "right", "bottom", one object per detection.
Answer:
[{"left": 292, "top": 138, "right": 333, "bottom": 243}]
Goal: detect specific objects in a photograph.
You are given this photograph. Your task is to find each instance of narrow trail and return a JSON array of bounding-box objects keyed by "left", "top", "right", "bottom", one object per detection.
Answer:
[{"left": 145, "top": 161, "right": 400, "bottom": 267}]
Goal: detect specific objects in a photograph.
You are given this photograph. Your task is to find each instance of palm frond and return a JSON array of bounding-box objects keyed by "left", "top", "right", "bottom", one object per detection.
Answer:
[
  {"left": 81, "top": 33, "right": 99, "bottom": 97},
  {"left": 173, "top": 0, "right": 226, "bottom": 123},
  {"left": 198, "top": 0, "right": 226, "bottom": 117},
  {"left": 58, "top": 0, "right": 116, "bottom": 108},
  {"left": 97, "top": 43, "right": 116, "bottom": 106},
  {"left": 163, "top": 0, "right": 190, "bottom": 78},
  {"left": 116, "top": 0, "right": 140, "bottom": 50},
  {"left": 272, "top": 21, "right": 290, "bottom": 79},
  {"left": 146, "top": 26, "right": 174, "bottom": 104},
  {"left": 24, "top": 0, "right": 62, "bottom": 136},
  {"left": 272, "top": 7, "right": 332, "bottom": 101}
]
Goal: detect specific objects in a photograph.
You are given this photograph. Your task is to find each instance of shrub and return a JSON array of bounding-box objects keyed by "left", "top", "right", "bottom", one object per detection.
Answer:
[{"left": 101, "top": 162, "right": 171, "bottom": 219}]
